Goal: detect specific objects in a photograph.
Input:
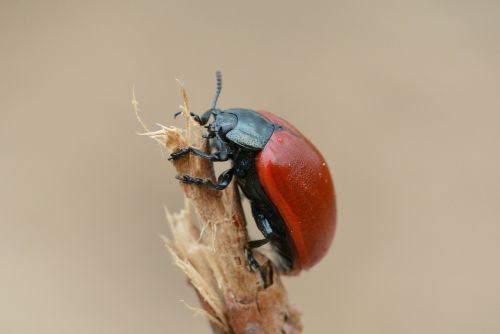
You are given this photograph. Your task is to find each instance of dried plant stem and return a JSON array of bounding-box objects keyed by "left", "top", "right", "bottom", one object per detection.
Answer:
[{"left": 136, "top": 84, "right": 302, "bottom": 334}]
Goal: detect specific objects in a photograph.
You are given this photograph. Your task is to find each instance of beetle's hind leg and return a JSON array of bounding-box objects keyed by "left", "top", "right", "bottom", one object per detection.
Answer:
[
  {"left": 249, "top": 203, "right": 294, "bottom": 272},
  {"left": 244, "top": 245, "right": 273, "bottom": 289},
  {"left": 242, "top": 204, "right": 290, "bottom": 288}
]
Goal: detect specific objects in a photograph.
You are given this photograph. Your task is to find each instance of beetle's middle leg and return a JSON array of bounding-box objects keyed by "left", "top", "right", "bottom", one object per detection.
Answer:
[{"left": 176, "top": 168, "right": 234, "bottom": 191}]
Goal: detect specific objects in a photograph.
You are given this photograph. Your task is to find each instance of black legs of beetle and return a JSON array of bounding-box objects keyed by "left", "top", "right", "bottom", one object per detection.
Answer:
[
  {"left": 169, "top": 146, "right": 230, "bottom": 162},
  {"left": 245, "top": 239, "right": 273, "bottom": 288},
  {"left": 170, "top": 142, "right": 233, "bottom": 190},
  {"left": 168, "top": 134, "right": 276, "bottom": 288},
  {"left": 174, "top": 109, "right": 221, "bottom": 126},
  {"left": 176, "top": 168, "right": 234, "bottom": 191},
  {"left": 247, "top": 238, "right": 270, "bottom": 249},
  {"left": 244, "top": 203, "right": 286, "bottom": 288},
  {"left": 174, "top": 170, "right": 274, "bottom": 287},
  {"left": 189, "top": 110, "right": 213, "bottom": 125},
  {"left": 176, "top": 167, "right": 274, "bottom": 288},
  {"left": 168, "top": 127, "right": 231, "bottom": 163}
]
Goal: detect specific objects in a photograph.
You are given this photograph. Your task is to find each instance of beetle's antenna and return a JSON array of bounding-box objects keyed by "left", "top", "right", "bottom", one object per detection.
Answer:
[{"left": 211, "top": 70, "right": 222, "bottom": 110}]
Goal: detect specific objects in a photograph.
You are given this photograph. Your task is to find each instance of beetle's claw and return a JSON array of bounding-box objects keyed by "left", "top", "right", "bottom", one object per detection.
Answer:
[
  {"left": 189, "top": 112, "right": 203, "bottom": 124},
  {"left": 244, "top": 247, "right": 273, "bottom": 288},
  {"left": 169, "top": 148, "right": 188, "bottom": 161},
  {"left": 175, "top": 175, "right": 188, "bottom": 182},
  {"left": 175, "top": 174, "right": 204, "bottom": 186},
  {"left": 173, "top": 111, "right": 182, "bottom": 118},
  {"left": 264, "top": 260, "right": 274, "bottom": 288},
  {"left": 169, "top": 153, "right": 182, "bottom": 161}
]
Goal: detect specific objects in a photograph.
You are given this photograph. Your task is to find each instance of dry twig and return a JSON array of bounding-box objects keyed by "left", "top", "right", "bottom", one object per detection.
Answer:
[{"left": 135, "top": 83, "right": 302, "bottom": 334}]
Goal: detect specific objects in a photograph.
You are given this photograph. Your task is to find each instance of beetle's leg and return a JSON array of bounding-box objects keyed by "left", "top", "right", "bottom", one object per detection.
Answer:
[
  {"left": 176, "top": 168, "right": 234, "bottom": 191},
  {"left": 188, "top": 107, "right": 223, "bottom": 125},
  {"left": 246, "top": 238, "right": 274, "bottom": 288},
  {"left": 202, "top": 131, "right": 216, "bottom": 139},
  {"left": 243, "top": 207, "right": 278, "bottom": 288},
  {"left": 244, "top": 246, "right": 273, "bottom": 288},
  {"left": 250, "top": 203, "right": 294, "bottom": 272},
  {"left": 189, "top": 110, "right": 213, "bottom": 125},
  {"left": 248, "top": 238, "right": 270, "bottom": 249},
  {"left": 169, "top": 147, "right": 230, "bottom": 161},
  {"left": 173, "top": 108, "right": 212, "bottom": 124},
  {"left": 266, "top": 260, "right": 273, "bottom": 286}
]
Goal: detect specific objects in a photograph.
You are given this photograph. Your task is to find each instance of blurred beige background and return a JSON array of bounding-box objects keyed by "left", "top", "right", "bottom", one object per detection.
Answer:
[{"left": 1, "top": 0, "right": 499, "bottom": 333}]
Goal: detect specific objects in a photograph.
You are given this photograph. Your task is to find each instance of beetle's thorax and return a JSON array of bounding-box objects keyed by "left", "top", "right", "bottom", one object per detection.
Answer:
[{"left": 211, "top": 108, "right": 275, "bottom": 151}]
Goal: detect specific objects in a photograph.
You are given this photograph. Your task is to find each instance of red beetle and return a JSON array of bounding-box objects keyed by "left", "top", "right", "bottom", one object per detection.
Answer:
[{"left": 170, "top": 72, "right": 336, "bottom": 284}]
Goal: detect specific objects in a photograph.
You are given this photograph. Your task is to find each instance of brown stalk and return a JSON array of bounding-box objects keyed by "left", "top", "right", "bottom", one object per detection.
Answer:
[{"left": 134, "top": 84, "right": 302, "bottom": 334}]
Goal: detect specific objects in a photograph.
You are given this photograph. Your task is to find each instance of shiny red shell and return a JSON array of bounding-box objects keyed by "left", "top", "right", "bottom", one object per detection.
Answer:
[{"left": 256, "top": 110, "right": 337, "bottom": 270}]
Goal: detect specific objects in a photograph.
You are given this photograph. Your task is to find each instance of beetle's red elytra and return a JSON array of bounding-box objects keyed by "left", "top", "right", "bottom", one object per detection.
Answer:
[{"left": 256, "top": 110, "right": 336, "bottom": 270}]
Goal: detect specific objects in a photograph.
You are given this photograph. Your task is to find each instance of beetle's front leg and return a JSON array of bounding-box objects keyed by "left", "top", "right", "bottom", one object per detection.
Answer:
[
  {"left": 169, "top": 137, "right": 231, "bottom": 161},
  {"left": 168, "top": 146, "right": 230, "bottom": 162},
  {"left": 173, "top": 109, "right": 214, "bottom": 125}
]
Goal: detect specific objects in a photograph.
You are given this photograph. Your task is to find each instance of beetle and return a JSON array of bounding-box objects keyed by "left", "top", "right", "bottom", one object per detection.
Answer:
[{"left": 170, "top": 71, "right": 336, "bottom": 284}]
